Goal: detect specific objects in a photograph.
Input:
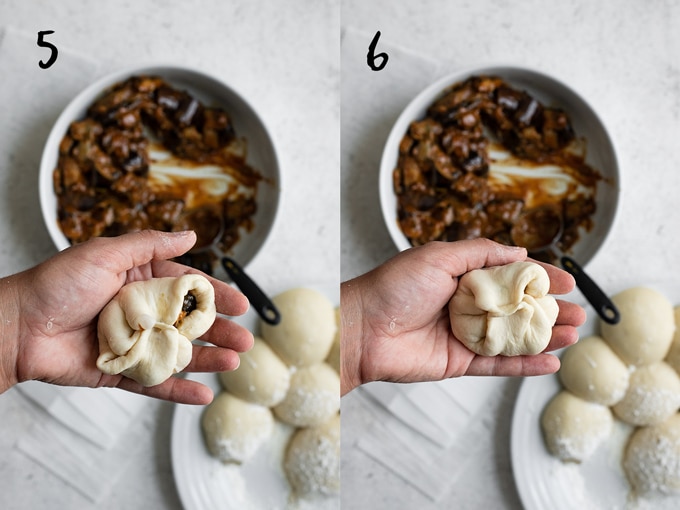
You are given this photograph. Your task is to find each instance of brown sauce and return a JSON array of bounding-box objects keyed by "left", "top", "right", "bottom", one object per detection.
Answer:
[
  {"left": 393, "top": 75, "right": 602, "bottom": 262},
  {"left": 53, "top": 75, "right": 262, "bottom": 273}
]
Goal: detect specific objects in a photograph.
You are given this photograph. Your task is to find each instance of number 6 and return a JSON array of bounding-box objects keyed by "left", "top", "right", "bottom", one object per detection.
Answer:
[{"left": 37, "top": 30, "right": 58, "bottom": 69}]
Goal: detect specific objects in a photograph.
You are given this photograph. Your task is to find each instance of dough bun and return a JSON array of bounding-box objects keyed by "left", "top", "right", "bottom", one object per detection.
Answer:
[
  {"left": 260, "top": 288, "right": 337, "bottom": 367},
  {"left": 600, "top": 287, "right": 675, "bottom": 366},
  {"left": 219, "top": 336, "right": 291, "bottom": 407},
  {"left": 201, "top": 392, "right": 274, "bottom": 464},
  {"left": 623, "top": 413, "right": 680, "bottom": 495},
  {"left": 664, "top": 306, "right": 680, "bottom": 375},
  {"left": 449, "top": 261, "right": 559, "bottom": 356},
  {"left": 541, "top": 390, "right": 613, "bottom": 463},
  {"left": 284, "top": 414, "right": 340, "bottom": 498},
  {"left": 612, "top": 361, "right": 680, "bottom": 427},
  {"left": 273, "top": 363, "right": 340, "bottom": 428},
  {"left": 558, "top": 335, "right": 630, "bottom": 406}
]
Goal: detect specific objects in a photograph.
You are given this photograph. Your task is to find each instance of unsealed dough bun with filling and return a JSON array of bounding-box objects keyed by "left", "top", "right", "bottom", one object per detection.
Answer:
[
  {"left": 623, "top": 413, "right": 680, "bottom": 495},
  {"left": 541, "top": 390, "right": 613, "bottom": 463},
  {"left": 600, "top": 287, "right": 675, "bottom": 366},
  {"left": 97, "top": 275, "right": 216, "bottom": 386},
  {"left": 284, "top": 414, "right": 340, "bottom": 498},
  {"left": 260, "top": 288, "right": 336, "bottom": 367},
  {"left": 219, "top": 336, "right": 291, "bottom": 407},
  {"left": 665, "top": 306, "right": 680, "bottom": 375},
  {"left": 448, "top": 261, "right": 559, "bottom": 356},
  {"left": 558, "top": 335, "right": 630, "bottom": 406},
  {"left": 202, "top": 392, "right": 274, "bottom": 464},
  {"left": 273, "top": 363, "right": 340, "bottom": 428},
  {"left": 612, "top": 361, "right": 680, "bottom": 427}
]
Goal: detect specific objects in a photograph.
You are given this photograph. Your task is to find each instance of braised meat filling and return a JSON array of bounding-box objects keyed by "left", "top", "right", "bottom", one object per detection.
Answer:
[
  {"left": 393, "top": 75, "right": 602, "bottom": 262},
  {"left": 175, "top": 291, "right": 198, "bottom": 326},
  {"left": 53, "top": 75, "right": 262, "bottom": 272}
]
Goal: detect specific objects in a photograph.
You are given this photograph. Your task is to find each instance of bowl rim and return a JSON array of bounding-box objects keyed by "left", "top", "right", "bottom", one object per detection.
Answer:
[
  {"left": 39, "top": 62, "right": 281, "bottom": 270},
  {"left": 378, "top": 63, "right": 621, "bottom": 266}
]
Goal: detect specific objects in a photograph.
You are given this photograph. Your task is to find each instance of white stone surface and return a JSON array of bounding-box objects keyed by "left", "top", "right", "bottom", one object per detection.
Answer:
[{"left": 0, "top": 1, "right": 339, "bottom": 509}]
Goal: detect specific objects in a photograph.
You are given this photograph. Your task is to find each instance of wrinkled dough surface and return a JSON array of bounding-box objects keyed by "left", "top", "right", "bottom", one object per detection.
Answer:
[
  {"left": 97, "top": 275, "right": 216, "bottom": 386},
  {"left": 449, "top": 261, "right": 559, "bottom": 356}
]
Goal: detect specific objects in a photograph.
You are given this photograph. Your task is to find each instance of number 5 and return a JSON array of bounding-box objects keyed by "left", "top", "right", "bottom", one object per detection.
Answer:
[{"left": 37, "top": 30, "right": 58, "bottom": 69}]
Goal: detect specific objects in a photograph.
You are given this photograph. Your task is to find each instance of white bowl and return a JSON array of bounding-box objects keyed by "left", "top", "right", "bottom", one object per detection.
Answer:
[
  {"left": 39, "top": 64, "right": 280, "bottom": 271},
  {"left": 379, "top": 65, "right": 620, "bottom": 266}
]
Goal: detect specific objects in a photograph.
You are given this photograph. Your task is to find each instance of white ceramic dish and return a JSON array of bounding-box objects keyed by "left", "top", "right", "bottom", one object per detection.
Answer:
[
  {"left": 379, "top": 65, "right": 620, "bottom": 267},
  {"left": 171, "top": 281, "right": 339, "bottom": 510},
  {"left": 511, "top": 282, "right": 680, "bottom": 510},
  {"left": 39, "top": 64, "right": 280, "bottom": 271}
]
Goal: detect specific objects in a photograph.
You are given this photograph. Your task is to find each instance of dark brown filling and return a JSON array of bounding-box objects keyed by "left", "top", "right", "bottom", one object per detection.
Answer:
[
  {"left": 393, "top": 75, "right": 602, "bottom": 263},
  {"left": 175, "top": 291, "right": 197, "bottom": 325}
]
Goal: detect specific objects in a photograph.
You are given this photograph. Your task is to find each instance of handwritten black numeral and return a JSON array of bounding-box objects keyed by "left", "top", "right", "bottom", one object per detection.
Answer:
[
  {"left": 37, "top": 30, "right": 58, "bottom": 69},
  {"left": 367, "top": 31, "right": 388, "bottom": 71}
]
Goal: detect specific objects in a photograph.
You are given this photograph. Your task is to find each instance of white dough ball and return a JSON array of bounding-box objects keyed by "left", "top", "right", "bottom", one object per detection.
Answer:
[
  {"left": 219, "top": 337, "right": 291, "bottom": 407},
  {"left": 558, "top": 335, "right": 630, "bottom": 406},
  {"left": 274, "top": 363, "right": 340, "bottom": 428},
  {"left": 260, "top": 288, "right": 336, "bottom": 367},
  {"left": 284, "top": 414, "right": 340, "bottom": 498},
  {"left": 325, "top": 307, "right": 340, "bottom": 374},
  {"left": 202, "top": 392, "right": 273, "bottom": 464},
  {"left": 600, "top": 287, "right": 675, "bottom": 366},
  {"left": 612, "top": 361, "right": 680, "bottom": 427},
  {"left": 624, "top": 413, "right": 680, "bottom": 495},
  {"left": 541, "top": 390, "right": 613, "bottom": 462},
  {"left": 664, "top": 306, "right": 680, "bottom": 375}
]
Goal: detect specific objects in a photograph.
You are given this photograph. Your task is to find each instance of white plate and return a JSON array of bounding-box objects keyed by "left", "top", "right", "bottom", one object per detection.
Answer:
[
  {"left": 511, "top": 282, "right": 680, "bottom": 509},
  {"left": 171, "top": 282, "right": 339, "bottom": 510}
]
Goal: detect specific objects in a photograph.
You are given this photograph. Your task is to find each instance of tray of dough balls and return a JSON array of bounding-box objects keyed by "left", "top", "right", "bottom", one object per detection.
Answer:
[
  {"left": 511, "top": 284, "right": 680, "bottom": 510},
  {"left": 171, "top": 283, "right": 340, "bottom": 510}
]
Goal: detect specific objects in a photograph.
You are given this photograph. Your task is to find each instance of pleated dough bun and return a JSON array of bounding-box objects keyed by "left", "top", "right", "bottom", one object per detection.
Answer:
[
  {"left": 219, "top": 337, "right": 291, "bottom": 407},
  {"left": 201, "top": 392, "right": 274, "bottom": 464},
  {"left": 665, "top": 306, "right": 680, "bottom": 375},
  {"left": 284, "top": 414, "right": 340, "bottom": 498},
  {"left": 600, "top": 287, "right": 675, "bottom": 366},
  {"left": 273, "top": 363, "right": 340, "bottom": 427},
  {"left": 260, "top": 288, "right": 336, "bottom": 367},
  {"left": 558, "top": 336, "right": 630, "bottom": 406},
  {"left": 449, "top": 261, "right": 559, "bottom": 356},
  {"left": 612, "top": 361, "right": 680, "bottom": 427},
  {"left": 541, "top": 390, "right": 613, "bottom": 463},
  {"left": 623, "top": 413, "right": 680, "bottom": 495}
]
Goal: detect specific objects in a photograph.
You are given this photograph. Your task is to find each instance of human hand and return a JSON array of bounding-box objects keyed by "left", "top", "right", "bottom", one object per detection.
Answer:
[
  {"left": 1, "top": 230, "right": 253, "bottom": 405},
  {"left": 340, "top": 239, "right": 586, "bottom": 395}
]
